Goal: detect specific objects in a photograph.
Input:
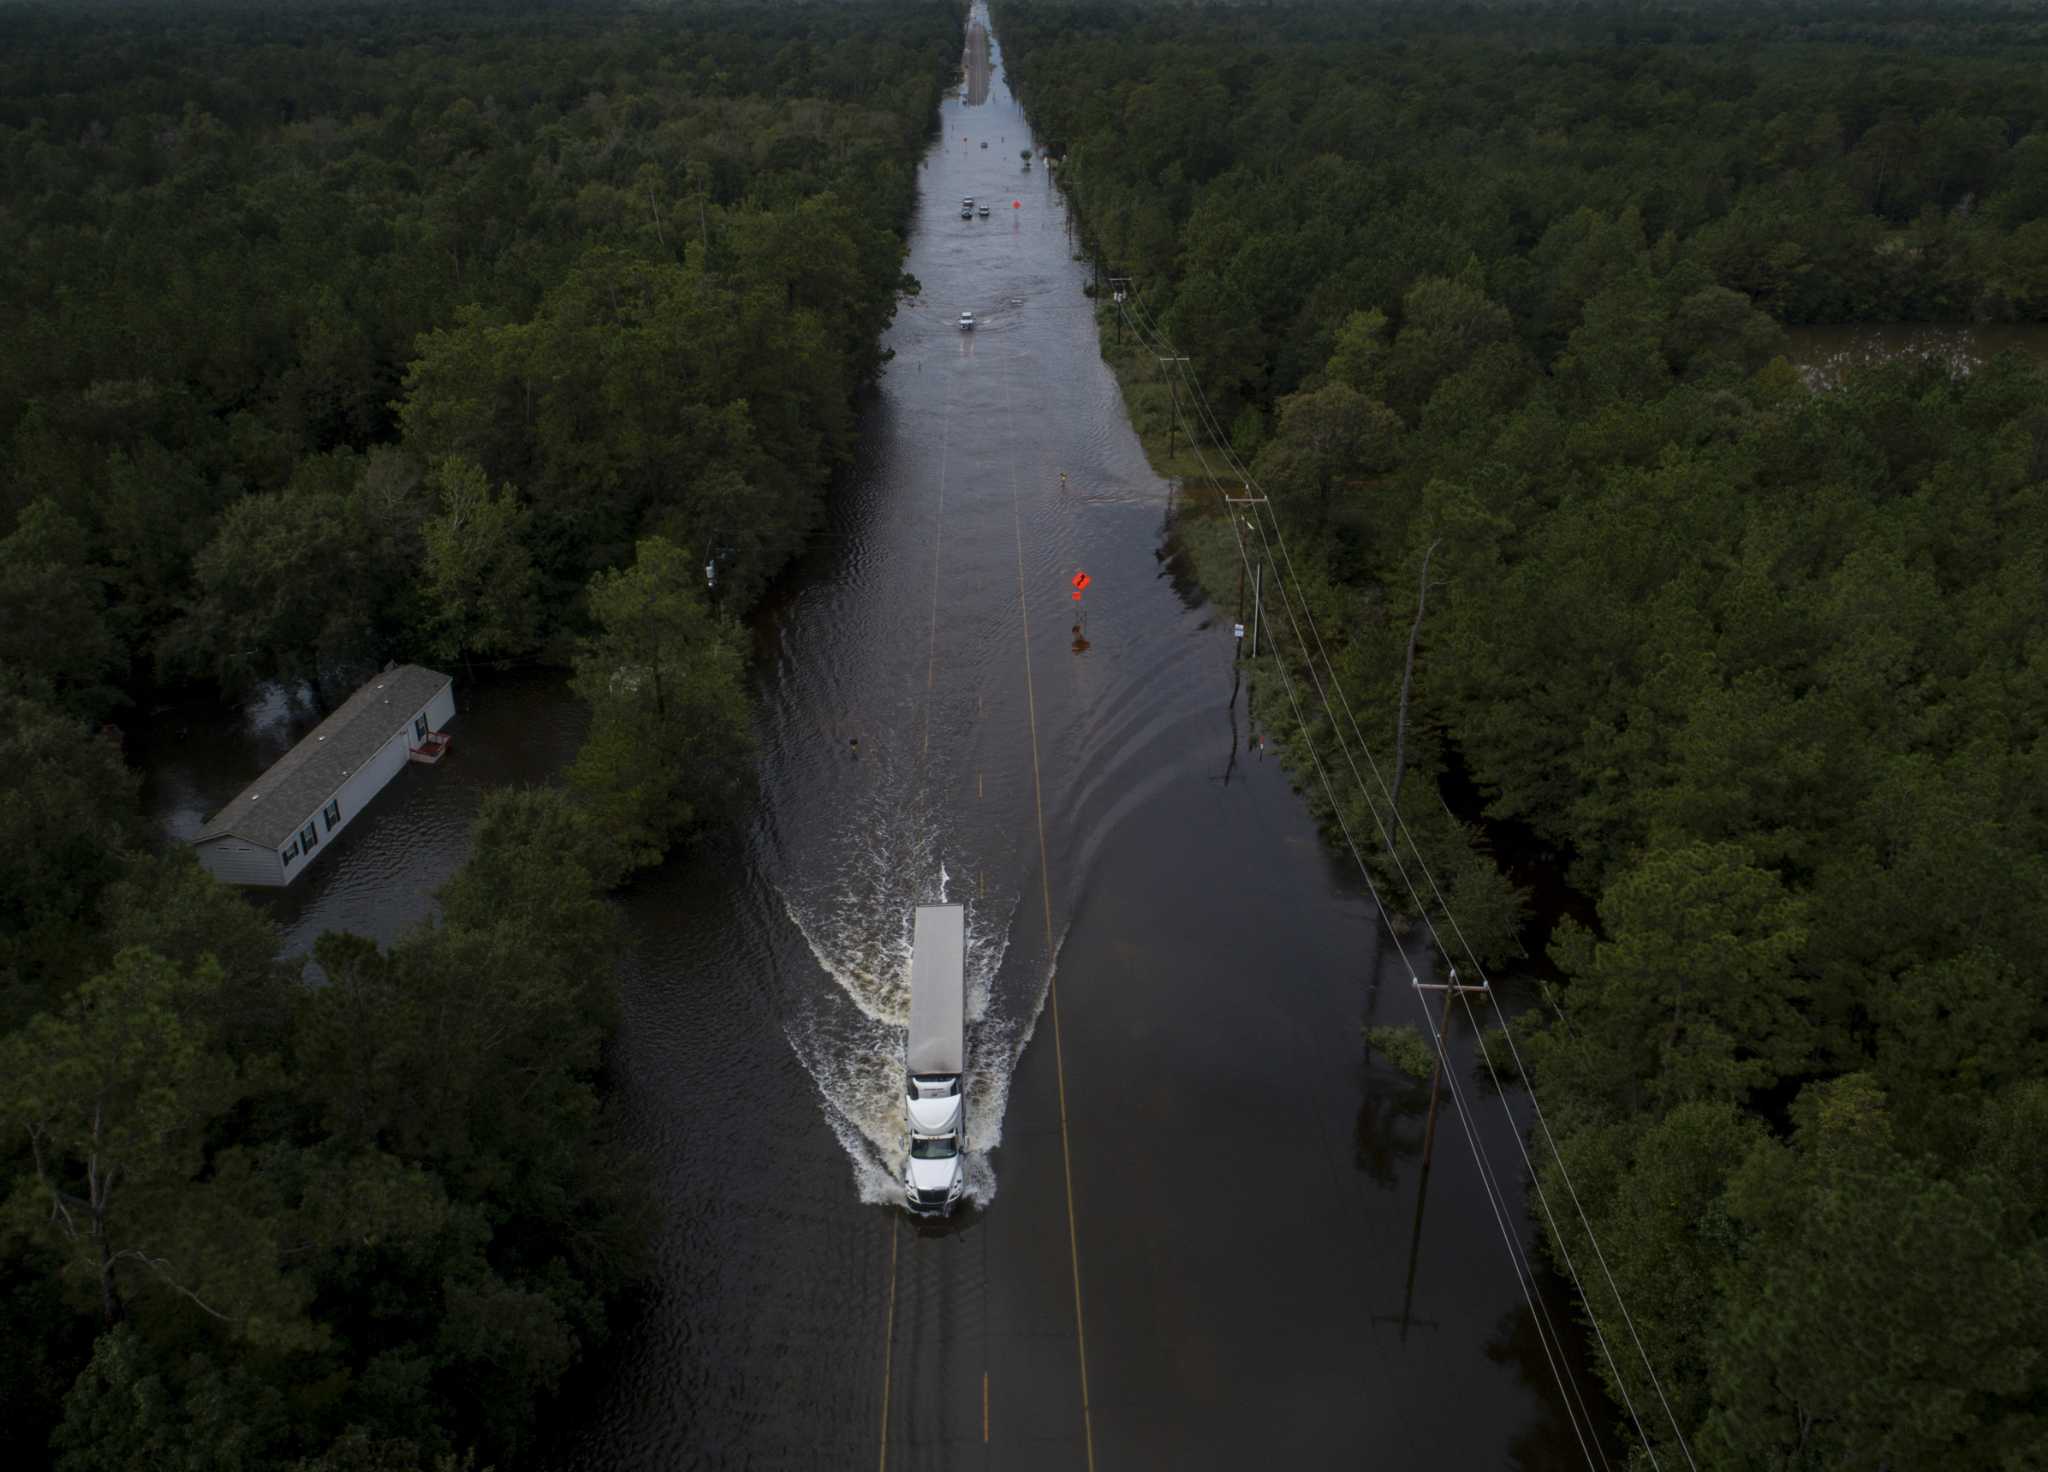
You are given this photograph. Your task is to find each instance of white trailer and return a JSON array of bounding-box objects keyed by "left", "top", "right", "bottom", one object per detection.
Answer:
[
  {"left": 192, "top": 665, "right": 455, "bottom": 886},
  {"left": 903, "top": 904, "right": 966, "bottom": 1215}
]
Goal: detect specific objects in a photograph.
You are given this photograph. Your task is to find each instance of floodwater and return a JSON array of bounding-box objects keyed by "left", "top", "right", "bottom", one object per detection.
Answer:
[
  {"left": 1784, "top": 320, "right": 2048, "bottom": 391},
  {"left": 134, "top": 665, "right": 587, "bottom": 957},
  {"left": 137, "top": 7, "right": 1608, "bottom": 1465}
]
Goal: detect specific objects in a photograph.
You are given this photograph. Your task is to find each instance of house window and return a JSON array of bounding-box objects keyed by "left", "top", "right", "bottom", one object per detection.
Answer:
[
  {"left": 282, "top": 839, "right": 298, "bottom": 865},
  {"left": 414, "top": 713, "right": 429, "bottom": 741},
  {"left": 301, "top": 820, "right": 319, "bottom": 852},
  {"left": 323, "top": 798, "right": 341, "bottom": 832}
]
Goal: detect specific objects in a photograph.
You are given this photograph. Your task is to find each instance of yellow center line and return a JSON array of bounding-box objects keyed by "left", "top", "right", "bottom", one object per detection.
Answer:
[
  {"left": 878, "top": 1213, "right": 900, "bottom": 1471},
  {"left": 983, "top": 1369, "right": 991, "bottom": 1442},
  {"left": 999, "top": 345, "right": 1097, "bottom": 1471},
  {"left": 923, "top": 376, "right": 954, "bottom": 757}
]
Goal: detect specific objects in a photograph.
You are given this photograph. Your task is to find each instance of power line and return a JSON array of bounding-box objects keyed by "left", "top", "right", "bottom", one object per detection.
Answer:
[
  {"left": 1122, "top": 284, "right": 1695, "bottom": 1465},
  {"left": 1122, "top": 282, "right": 1679, "bottom": 1457},
  {"left": 1110, "top": 289, "right": 1698, "bottom": 1471},
  {"left": 1113, "top": 297, "right": 1606, "bottom": 1470},
  {"left": 1123, "top": 287, "right": 1688, "bottom": 1467},
  {"left": 1251, "top": 487, "right": 1692, "bottom": 1463},
  {"left": 1234, "top": 488, "right": 1639, "bottom": 1469},
  {"left": 1170, "top": 360, "right": 1660, "bottom": 1462}
]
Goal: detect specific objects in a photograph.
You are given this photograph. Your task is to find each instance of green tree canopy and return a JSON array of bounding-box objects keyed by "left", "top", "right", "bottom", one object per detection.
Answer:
[{"left": 569, "top": 535, "right": 753, "bottom": 874}]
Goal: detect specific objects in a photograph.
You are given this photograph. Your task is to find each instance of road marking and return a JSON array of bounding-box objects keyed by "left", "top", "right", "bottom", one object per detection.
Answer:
[
  {"left": 978, "top": 771, "right": 984, "bottom": 799},
  {"left": 878, "top": 1214, "right": 900, "bottom": 1471},
  {"left": 922, "top": 378, "right": 954, "bottom": 759},
  {"left": 983, "top": 1370, "right": 990, "bottom": 1442},
  {"left": 1000, "top": 346, "right": 1098, "bottom": 1471}
]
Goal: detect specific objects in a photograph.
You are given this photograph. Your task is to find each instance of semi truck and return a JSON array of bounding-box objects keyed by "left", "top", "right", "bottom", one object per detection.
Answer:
[{"left": 903, "top": 904, "right": 966, "bottom": 1215}]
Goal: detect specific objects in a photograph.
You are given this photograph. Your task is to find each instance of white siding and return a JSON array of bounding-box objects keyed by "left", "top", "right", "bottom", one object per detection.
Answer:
[
  {"left": 332, "top": 731, "right": 410, "bottom": 827},
  {"left": 277, "top": 730, "right": 412, "bottom": 885},
  {"left": 195, "top": 838, "right": 285, "bottom": 888},
  {"left": 192, "top": 672, "right": 458, "bottom": 887},
  {"left": 420, "top": 682, "right": 456, "bottom": 735}
]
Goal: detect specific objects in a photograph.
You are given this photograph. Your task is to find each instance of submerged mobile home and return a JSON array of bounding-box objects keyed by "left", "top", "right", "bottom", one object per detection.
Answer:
[{"left": 191, "top": 665, "right": 455, "bottom": 887}]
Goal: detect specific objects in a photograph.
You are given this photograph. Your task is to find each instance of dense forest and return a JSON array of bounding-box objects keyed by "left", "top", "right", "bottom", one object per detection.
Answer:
[
  {"left": 0, "top": 1, "right": 960, "bottom": 1465},
  {"left": 1001, "top": 0, "right": 2048, "bottom": 1465}
]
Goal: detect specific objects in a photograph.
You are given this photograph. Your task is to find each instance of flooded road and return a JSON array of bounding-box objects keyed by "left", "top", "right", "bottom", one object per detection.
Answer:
[
  {"left": 964, "top": 16, "right": 992, "bottom": 106},
  {"left": 139, "top": 8, "right": 1598, "bottom": 1465}
]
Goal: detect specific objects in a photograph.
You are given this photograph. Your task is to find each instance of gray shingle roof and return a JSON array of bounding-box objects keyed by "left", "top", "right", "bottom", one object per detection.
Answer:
[{"left": 194, "top": 665, "right": 451, "bottom": 848}]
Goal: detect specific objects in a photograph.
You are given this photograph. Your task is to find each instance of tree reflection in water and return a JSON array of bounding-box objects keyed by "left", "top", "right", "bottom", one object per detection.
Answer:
[
  {"left": 1486, "top": 1291, "right": 1627, "bottom": 1471},
  {"left": 1354, "top": 1052, "right": 1429, "bottom": 1187}
]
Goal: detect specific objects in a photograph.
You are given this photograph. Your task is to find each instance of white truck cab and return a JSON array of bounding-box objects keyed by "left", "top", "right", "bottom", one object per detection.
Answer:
[{"left": 903, "top": 904, "right": 967, "bottom": 1215}]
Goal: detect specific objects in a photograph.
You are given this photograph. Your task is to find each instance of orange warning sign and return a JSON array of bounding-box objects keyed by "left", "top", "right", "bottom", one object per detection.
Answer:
[{"left": 1071, "top": 571, "right": 1091, "bottom": 591}]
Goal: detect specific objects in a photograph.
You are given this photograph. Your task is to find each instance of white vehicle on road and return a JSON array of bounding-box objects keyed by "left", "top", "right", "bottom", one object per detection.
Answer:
[
  {"left": 903, "top": 904, "right": 966, "bottom": 1215},
  {"left": 958, "top": 311, "right": 975, "bottom": 331}
]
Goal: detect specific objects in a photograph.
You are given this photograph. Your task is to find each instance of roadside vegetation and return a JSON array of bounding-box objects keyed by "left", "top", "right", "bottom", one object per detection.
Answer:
[
  {"left": 0, "top": 0, "right": 961, "bottom": 1464},
  {"left": 1002, "top": 1, "right": 2048, "bottom": 1464}
]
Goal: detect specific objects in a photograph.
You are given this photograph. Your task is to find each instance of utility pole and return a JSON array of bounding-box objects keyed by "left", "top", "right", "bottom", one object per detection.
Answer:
[
  {"left": 1251, "top": 560, "right": 1263, "bottom": 659},
  {"left": 1413, "top": 969, "right": 1491, "bottom": 1171},
  {"left": 1224, "top": 492, "right": 1269, "bottom": 653},
  {"left": 1108, "top": 277, "right": 1131, "bottom": 345},
  {"left": 1158, "top": 355, "right": 1189, "bottom": 456}
]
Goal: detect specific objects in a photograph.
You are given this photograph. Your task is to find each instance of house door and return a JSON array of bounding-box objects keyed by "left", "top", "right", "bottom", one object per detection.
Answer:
[{"left": 414, "top": 713, "right": 428, "bottom": 741}]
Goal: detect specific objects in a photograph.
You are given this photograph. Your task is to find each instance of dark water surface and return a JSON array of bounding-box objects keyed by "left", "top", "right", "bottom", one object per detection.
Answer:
[
  {"left": 139, "top": 10, "right": 1601, "bottom": 1465},
  {"left": 136, "top": 665, "right": 586, "bottom": 957}
]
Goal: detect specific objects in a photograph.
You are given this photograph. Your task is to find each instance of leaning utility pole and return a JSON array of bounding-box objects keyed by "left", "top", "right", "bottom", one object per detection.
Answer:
[
  {"left": 1158, "top": 355, "right": 1189, "bottom": 456},
  {"left": 1413, "top": 968, "right": 1491, "bottom": 1170},
  {"left": 1224, "top": 489, "right": 1270, "bottom": 653},
  {"left": 1251, "top": 560, "right": 1263, "bottom": 658}
]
